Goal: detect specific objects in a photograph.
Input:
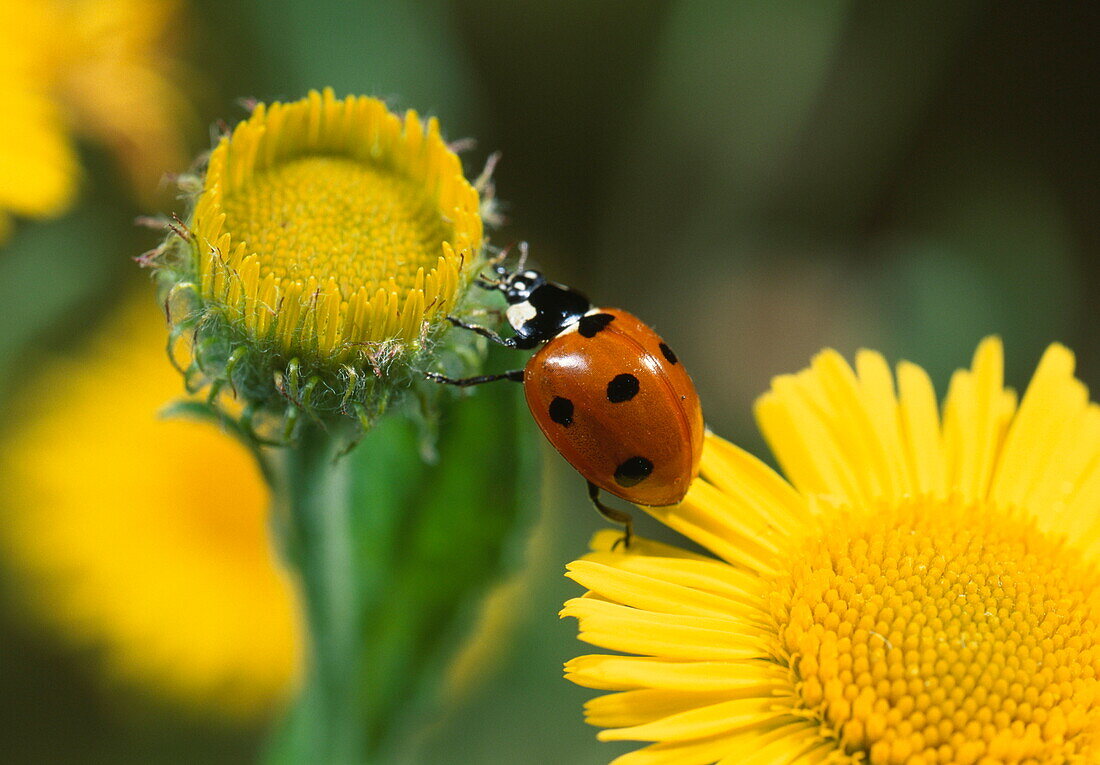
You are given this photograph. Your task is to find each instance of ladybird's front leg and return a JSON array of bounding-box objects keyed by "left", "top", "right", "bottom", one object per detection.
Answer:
[
  {"left": 587, "top": 482, "right": 634, "bottom": 550},
  {"left": 445, "top": 315, "right": 517, "bottom": 348},
  {"left": 425, "top": 369, "right": 524, "bottom": 387}
]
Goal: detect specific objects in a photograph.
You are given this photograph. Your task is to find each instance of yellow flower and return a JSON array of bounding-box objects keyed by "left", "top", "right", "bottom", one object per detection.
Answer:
[
  {"left": 153, "top": 88, "right": 484, "bottom": 430},
  {"left": 0, "top": 0, "right": 193, "bottom": 236},
  {"left": 184, "top": 87, "right": 478, "bottom": 356},
  {"left": 0, "top": 293, "right": 301, "bottom": 718},
  {"left": 563, "top": 338, "right": 1100, "bottom": 764}
]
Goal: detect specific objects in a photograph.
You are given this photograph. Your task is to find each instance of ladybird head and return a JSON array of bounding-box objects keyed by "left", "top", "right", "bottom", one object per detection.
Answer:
[{"left": 499, "top": 268, "right": 546, "bottom": 305}]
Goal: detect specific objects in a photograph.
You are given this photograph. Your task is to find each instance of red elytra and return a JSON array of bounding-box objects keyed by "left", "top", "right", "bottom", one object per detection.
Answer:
[{"left": 523, "top": 308, "right": 704, "bottom": 506}]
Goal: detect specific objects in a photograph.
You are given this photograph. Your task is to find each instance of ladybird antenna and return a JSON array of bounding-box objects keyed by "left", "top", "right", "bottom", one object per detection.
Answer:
[
  {"left": 475, "top": 244, "right": 511, "bottom": 289},
  {"left": 516, "top": 241, "right": 530, "bottom": 273},
  {"left": 487, "top": 242, "right": 511, "bottom": 269}
]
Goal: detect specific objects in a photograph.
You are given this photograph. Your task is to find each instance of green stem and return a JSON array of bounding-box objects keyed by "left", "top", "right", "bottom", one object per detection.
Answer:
[{"left": 266, "top": 423, "right": 367, "bottom": 765}]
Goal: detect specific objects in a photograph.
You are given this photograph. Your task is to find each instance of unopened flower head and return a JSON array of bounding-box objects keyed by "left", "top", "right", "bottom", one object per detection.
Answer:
[{"left": 151, "top": 88, "right": 485, "bottom": 430}]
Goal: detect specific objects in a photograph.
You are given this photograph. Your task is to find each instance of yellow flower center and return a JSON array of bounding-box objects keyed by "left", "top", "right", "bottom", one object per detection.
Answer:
[
  {"left": 220, "top": 156, "right": 449, "bottom": 296},
  {"left": 777, "top": 500, "right": 1100, "bottom": 765},
  {"left": 190, "top": 89, "right": 482, "bottom": 359}
]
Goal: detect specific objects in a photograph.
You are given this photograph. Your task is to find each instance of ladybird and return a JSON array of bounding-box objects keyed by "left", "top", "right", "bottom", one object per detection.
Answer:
[{"left": 427, "top": 246, "right": 704, "bottom": 545}]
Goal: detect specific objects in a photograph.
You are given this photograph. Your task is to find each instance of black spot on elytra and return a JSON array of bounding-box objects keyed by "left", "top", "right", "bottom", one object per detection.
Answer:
[
  {"left": 614, "top": 456, "right": 653, "bottom": 487},
  {"left": 578, "top": 312, "right": 615, "bottom": 338},
  {"left": 659, "top": 342, "right": 679, "bottom": 364},
  {"left": 549, "top": 396, "right": 574, "bottom": 427},
  {"left": 606, "top": 373, "right": 640, "bottom": 403}
]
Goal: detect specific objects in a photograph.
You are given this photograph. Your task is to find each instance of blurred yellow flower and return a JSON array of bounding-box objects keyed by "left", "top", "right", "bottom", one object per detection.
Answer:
[
  {"left": 0, "top": 294, "right": 301, "bottom": 718},
  {"left": 564, "top": 338, "right": 1100, "bottom": 764},
  {"left": 0, "top": 0, "right": 193, "bottom": 237}
]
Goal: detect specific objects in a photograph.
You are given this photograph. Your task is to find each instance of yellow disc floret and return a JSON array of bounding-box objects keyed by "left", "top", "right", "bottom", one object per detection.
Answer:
[
  {"left": 190, "top": 88, "right": 481, "bottom": 359},
  {"left": 780, "top": 500, "right": 1100, "bottom": 764},
  {"left": 219, "top": 157, "right": 450, "bottom": 295}
]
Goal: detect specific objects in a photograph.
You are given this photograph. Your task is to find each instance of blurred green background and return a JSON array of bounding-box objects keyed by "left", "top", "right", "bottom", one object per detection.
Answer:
[{"left": 1, "top": 0, "right": 1098, "bottom": 762}]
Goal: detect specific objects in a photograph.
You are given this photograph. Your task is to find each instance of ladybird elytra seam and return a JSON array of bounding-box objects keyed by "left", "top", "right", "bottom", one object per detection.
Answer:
[{"left": 600, "top": 317, "right": 698, "bottom": 495}]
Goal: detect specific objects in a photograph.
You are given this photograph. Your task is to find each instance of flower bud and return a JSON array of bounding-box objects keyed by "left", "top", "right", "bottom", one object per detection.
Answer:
[{"left": 149, "top": 88, "right": 484, "bottom": 438}]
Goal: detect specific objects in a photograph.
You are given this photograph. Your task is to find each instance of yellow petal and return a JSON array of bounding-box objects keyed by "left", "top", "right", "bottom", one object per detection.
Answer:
[
  {"left": 755, "top": 372, "right": 866, "bottom": 509},
  {"left": 586, "top": 688, "right": 742, "bottom": 728},
  {"left": 599, "top": 697, "right": 796, "bottom": 743},
  {"left": 697, "top": 434, "right": 812, "bottom": 534},
  {"left": 561, "top": 598, "right": 771, "bottom": 661},
  {"left": 580, "top": 553, "right": 767, "bottom": 606},
  {"left": 566, "top": 655, "right": 788, "bottom": 693},
  {"left": 644, "top": 481, "right": 783, "bottom": 575},
  {"left": 854, "top": 349, "right": 914, "bottom": 499},
  {"left": 942, "top": 336, "right": 1013, "bottom": 502},
  {"left": 896, "top": 359, "right": 946, "bottom": 498},
  {"left": 609, "top": 721, "right": 818, "bottom": 765},
  {"left": 806, "top": 349, "right": 895, "bottom": 502},
  {"left": 566, "top": 560, "right": 766, "bottom": 623},
  {"left": 990, "top": 343, "right": 1091, "bottom": 516},
  {"left": 714, "top": 722, "right": 830, "bottom": 764}
]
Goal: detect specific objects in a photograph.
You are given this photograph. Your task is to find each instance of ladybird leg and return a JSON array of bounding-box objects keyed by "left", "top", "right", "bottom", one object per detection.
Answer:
[
  {"left": 445, "top": 316, "right": 517, "bottom": 348},
  {"left": 425, "top": 369, "right": 524, "bottom": 387},
  {"left": 587, "top": 481, "right": 634, "bottom": 549}
]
